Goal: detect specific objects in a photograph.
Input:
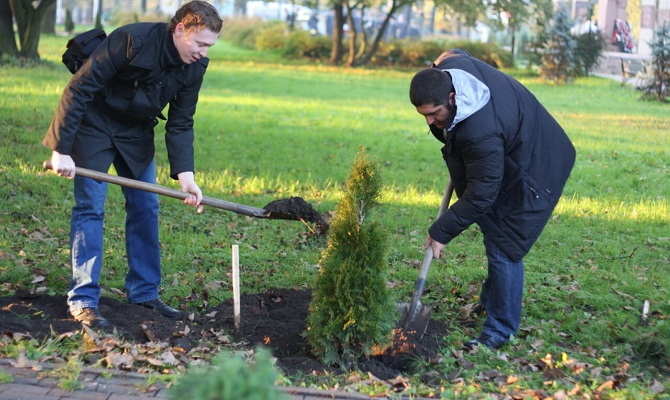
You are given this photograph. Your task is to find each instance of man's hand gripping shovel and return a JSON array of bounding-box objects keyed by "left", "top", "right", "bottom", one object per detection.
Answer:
[{"left": 399, "top": 178, "right": 454, "bottom": 339}]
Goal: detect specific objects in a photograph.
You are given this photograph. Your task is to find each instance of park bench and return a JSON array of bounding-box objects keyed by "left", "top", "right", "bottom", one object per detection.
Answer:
[{"left": 621, "top": 58, "right": 651, "bottom": 87}]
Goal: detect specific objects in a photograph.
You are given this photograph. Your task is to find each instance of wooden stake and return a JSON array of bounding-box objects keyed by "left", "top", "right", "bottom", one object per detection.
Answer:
[
  {"left": 641, "top": 299, "right": 650, "bottom": 326},
  {"left": 232, "top": 244, "right": 241, "bottom": 334}
]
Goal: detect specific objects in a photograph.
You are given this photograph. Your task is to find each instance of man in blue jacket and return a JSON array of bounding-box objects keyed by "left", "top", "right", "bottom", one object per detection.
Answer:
[
  {"left": 43, "top": 1, "right": 223, "bottom": 328},
  {"left": 409, "top": 50, "right": 576, "bottom": 349}
]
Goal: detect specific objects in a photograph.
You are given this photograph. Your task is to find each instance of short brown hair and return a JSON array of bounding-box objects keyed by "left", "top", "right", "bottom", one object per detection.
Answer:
[{"left": 169, "top": 1, "right": 223, "bottom": 34}]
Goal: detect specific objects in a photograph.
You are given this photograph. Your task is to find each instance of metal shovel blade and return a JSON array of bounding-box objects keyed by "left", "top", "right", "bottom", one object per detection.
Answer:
[
  {"left": 398, "top": 178, "right": 454, "bottom": 339},
  {"left": 398, "top": 246, "right": 435, "bottom": 339}
]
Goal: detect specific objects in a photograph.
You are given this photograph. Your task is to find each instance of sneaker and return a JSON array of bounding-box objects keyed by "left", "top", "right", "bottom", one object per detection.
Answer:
[
  {"left": 464, "top": 333, "right": 508, "bottom": 350},
  {"left": 135, "top": 298, "right": 182, "bottom": 319},
  {"left": 70, "top": 308, "right": 111, "bottom": 328}
]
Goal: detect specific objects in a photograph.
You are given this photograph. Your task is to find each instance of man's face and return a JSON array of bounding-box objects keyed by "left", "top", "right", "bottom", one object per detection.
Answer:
[
  {"left": 416, "top": 103, "right": 451, "bottom": 129},
  {"left": 173, "top": 23, "right": 218, "bottom": 64},
  {"left": 415, "top": 92, "right": 456, "bottom": 129}
]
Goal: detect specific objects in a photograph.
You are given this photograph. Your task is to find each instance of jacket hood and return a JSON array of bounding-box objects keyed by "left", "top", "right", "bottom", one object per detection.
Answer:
[{"left": 444, "top": 68, "right": 490, "bottom": 131}]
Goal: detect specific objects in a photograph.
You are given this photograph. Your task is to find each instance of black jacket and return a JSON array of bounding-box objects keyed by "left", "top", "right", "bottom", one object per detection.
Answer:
[
  {"left": 428, "top": 52, "right": 576, "bottom": 261},
  {"left": 43, "top": 22, "right": 209, "bottom": 179}
]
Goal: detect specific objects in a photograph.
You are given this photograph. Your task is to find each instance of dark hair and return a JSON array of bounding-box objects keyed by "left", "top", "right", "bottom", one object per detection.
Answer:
[
  {"left": 409, "top": 68, "right": 454, "bottom": 107},
  {"left": 169, "top": 0, "right": 223, "bottom": 34}
]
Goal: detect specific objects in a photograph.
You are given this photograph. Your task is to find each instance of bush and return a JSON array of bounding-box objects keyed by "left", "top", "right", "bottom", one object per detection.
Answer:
[
  {"left": 256, "top": 23, "right": 289, "bottom": 51},
  {"left": 168, "top": 347, "right": 285, "bottom": 400},
  {"left": 446, "top": 40, "right": 515, "bottom": 68},
  {"left": 306, "top": 147, "right": 395, "bottom": 368},
  {"left": 282, "top": 30, "right": 331, "bottom": 60},
  {"left": 107, "top": 11, "right": 168, "bottom": 26},
  {"left": 223, "top": 17, "right": 272, "bottom": 50},
  {"left": 369, "top": 39, "right": 513, "bottom": 69}
]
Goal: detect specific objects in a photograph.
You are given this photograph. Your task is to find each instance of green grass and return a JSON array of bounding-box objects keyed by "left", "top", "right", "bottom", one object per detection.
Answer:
[{"left": 1, "top": 34, "right": 669, "bottom": 397}]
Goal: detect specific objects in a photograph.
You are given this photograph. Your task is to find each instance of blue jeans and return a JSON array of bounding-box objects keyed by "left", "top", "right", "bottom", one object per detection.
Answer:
[
  {"left": 68, "top": 159, "right": 161, "bottom": 313},
  {"left": 479, "top": 235, "right": 524, "bottom": 344}
]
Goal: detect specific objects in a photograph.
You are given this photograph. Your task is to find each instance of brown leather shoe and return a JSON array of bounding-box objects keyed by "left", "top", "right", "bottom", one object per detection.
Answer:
[{"left": 70, "top": 308, "right": 111, "bottom": 328}]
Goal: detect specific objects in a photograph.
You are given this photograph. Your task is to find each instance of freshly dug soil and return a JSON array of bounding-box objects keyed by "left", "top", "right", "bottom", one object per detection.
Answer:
[
  {"left": 263, "top": 197, "right": 327, "bottom": 227},
  {"left": 0, "top": 289, "right": 448, "bottom": 379}
]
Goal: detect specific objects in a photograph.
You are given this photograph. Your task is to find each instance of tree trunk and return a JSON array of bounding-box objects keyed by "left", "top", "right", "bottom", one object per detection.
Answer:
[
  {"left": 41, "top": 1, "right": 56, "bottom": 34},
  {"left": 353, "top": 0, "right": 398, "bottom": 66},
  {"left": 9, "top": 0, "right": 57, "bottom": 59},
  {"left": 345, "top": 0, "right": 357, "bottom": 67},
  {"left": 355, "top": 5, "right": 367, "bottom": 60},
  {"left": 141, "top": 0, "right": 146, "bottom": 13},
  {"left": 0, "top": 0, "right": 19, "bottom": 58},
  {"left": 329, "top": 2, "right": 344, "bottom": 65},
  {"left": 429, "top": 5, "right": 436, "bottom": 36}
]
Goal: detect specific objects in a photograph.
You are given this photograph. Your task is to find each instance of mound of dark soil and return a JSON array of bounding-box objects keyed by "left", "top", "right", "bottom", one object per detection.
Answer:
[{"left": 0, "top": 289, "right": 448, "bottom": 379}]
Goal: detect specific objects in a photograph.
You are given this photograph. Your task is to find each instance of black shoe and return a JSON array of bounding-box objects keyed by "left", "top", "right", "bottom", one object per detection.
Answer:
[
  {"left": 70, "top": 308, "right": 111, "bottom": 328},
  {"left": 464, "top": 333, "right": 507, "bottom": 350},
  {"left": 136, "top": 298, "right": 183, "bottom": 319}
]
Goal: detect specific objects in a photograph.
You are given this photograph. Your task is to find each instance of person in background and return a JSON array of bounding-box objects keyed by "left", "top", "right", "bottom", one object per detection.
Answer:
[
  {"left": 409, "top": 49, "right": 576, "bottom": 349},
  {"left": 42, "top": 1, "right": 223, "bottom": 328}
]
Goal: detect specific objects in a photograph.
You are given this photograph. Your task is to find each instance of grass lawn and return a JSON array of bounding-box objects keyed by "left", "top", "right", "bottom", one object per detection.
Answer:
[{"left": 0, "top": 33, "right": 668, "bottom": 398}]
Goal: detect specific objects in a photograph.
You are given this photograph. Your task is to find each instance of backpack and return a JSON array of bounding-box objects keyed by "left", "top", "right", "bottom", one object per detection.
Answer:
[{"left": 62, "top": 29, "right": 107, "bottom": 74}]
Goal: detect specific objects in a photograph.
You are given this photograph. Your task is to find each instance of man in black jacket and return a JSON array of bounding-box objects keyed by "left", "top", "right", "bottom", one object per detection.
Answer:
[
  {"left": 42, "top": 1, "right": 223, "bottom": 328},
  {"left": 409, "top": 50, "right": 576, "bottom": 349}
]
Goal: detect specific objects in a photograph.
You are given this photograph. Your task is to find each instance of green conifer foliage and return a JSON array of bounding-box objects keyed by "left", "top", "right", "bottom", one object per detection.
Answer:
[
  {"left": 169, "top": 347, "right": 285, "bottom": 400},
  {"left": 540, "top": 6, "right": 578, "bottom": 84},
  {"left": 640, "top": 24, "right": 670, "bottom": 102},
  {"left": 306, "top": 147, "right": 395, "bottom": 368}
]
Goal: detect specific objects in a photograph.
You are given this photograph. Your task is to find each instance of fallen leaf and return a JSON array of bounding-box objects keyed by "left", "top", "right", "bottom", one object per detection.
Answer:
[
  {"left": 105, "top": 352, "right": 134, "bottom": 369},
  {"left": 651, "top": 380, "right": 665, "bottom": 393}
]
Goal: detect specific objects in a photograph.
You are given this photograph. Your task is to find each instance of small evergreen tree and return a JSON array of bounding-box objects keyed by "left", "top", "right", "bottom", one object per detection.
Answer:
[
  {"left": 306, "top": 147, "right": 395, "bottom": 368},
  {"left": 169, "top": 347, "right": 285, "bottom": 400},
  {"left": 64, "top": 8, "right": 75, "bottom": 34},
  {"left": 640, "top": 23, "right": 670, "bottom": 102},
  {"left": 574, "top": 29, "right": 604, "bottom": 76},
  {"left": 540, "top": 6, "right": 578, "bottom": 84}
]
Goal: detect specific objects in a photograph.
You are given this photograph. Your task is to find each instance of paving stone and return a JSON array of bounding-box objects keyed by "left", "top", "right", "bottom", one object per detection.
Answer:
[
  {"left": 0, "top": 383, "right": 50, "bottom": 395},
  {"left": 48, "top": 388, "right": 110, "bottom": 400},
  {"left": 0, "top": 389, "right": 58, "bottom": 400}
]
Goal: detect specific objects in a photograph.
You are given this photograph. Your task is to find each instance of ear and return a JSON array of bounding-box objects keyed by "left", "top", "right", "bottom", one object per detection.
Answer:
[
  {"left": 449, "top": 92, "right": 456, "bottom": 107},
  {"left": 175, "top": 23, "right": 185, "bottom": 37}
]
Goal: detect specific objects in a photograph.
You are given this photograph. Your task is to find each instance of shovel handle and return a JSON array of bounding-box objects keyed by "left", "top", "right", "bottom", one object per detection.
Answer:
[
  {"left": 43, "top": 160, "right": 270, "bottom": 218},
  {"left": 404, "top": 178, "right": 455, "bottom": 327}
]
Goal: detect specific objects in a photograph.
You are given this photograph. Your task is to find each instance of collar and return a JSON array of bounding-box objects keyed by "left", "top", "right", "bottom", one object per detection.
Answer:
[{"left": 443, "top": 69, "right": 490, "bottom": 131}]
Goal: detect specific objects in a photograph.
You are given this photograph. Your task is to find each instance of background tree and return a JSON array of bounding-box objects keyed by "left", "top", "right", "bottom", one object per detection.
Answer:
[
  {"left": 4, "top": 0, "right": 57, "bottom": 60},
  {"left": 540, "top": 6, "right": 577, "bottom": 84},
  {"left": 0, "top": 0, "right": 19, "bottom": 59},
  {"left": 64, "top": 8, "right": 75, "bottom": 34},
  {"left": 306, "top": 147, "right": 395, "bottom": 368},
  {"left": 41, "top": 2, "right": 56, "bottom": 34},
  {"left": 486, "top": 0, "right": 532, "bottom": 62},
  {"left": 329, "top": 0, "right": 345, "bottom": 64},
  {"left": 640, "top": 23, "right": 670, "bottom": 101},
  {"left": 523, "top": 0, "right": 554, "bottom": 69}
]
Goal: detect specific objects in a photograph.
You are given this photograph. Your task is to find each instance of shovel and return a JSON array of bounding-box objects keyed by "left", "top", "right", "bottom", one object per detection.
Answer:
[
  {"left": 42, "top": 160, "right": 326, "bottom": 225},
  {"left": 399, "top": 178, "right": 454, "bottom": 339}
]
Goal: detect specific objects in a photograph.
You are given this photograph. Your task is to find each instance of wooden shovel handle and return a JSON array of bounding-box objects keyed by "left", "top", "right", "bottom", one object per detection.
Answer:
[{"left": 43, "top": 160, "right": 270, "bottom": 218}]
